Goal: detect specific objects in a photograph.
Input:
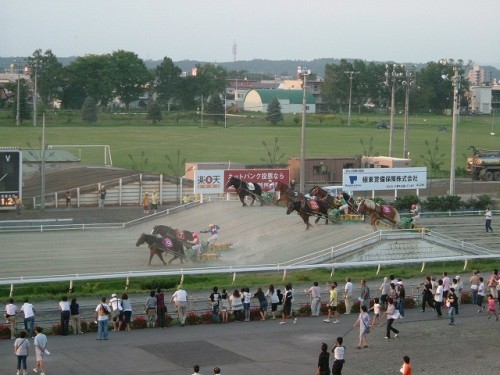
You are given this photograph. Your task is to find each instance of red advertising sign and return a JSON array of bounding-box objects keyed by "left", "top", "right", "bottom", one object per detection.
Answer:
[{"left": 223, "top": 169, "right": 290, "bottom": 193}]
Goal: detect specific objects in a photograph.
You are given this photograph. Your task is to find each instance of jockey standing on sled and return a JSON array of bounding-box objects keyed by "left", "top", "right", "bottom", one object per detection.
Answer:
[
  {"left": 201, "top": 224, "right": 219, "bottom": 244},
  {"left": 410, "top": 204, "right": 420, "bottom": 226},
  {"left": 337, "top": 193, "right": 349, "bottom": 215}
]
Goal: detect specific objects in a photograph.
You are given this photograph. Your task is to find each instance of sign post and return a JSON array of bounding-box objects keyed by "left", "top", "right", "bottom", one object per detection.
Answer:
[{"left": 0, "top": 148, "right": 22, "bottom": 209}]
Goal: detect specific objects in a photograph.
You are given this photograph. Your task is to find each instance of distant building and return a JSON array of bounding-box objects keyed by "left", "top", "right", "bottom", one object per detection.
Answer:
[{"left": 244, "top": 89, "right": 315, "bottom": 113}]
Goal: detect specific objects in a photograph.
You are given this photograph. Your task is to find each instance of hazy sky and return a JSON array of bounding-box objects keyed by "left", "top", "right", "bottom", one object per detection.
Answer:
[{"left": 3, "top": 0, "right": 499, "bottom": 67}]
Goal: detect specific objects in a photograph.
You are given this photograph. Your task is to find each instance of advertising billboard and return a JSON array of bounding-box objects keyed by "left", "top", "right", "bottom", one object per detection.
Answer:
[
  {"left": 342, "top": 167, "right": 427, "bottom": 191},
  {"left": 0, "top": 149, "right": 22, "bottom": 208}
]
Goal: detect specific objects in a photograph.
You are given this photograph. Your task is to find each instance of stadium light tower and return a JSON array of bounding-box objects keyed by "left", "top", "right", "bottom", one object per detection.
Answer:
[{"left": 345, "top": 71, "right": 358, "bottom": 127}]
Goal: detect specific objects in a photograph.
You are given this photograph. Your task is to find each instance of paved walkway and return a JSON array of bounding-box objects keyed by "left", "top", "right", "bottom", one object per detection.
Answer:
[{"left": 1, "top": 301, "right": 499, "bottom": 374}]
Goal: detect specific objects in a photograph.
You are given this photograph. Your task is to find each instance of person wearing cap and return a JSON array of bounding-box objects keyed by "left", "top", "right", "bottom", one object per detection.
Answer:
[
  {"left": 98, "top": 185, "right": 107, "bottom": 208},
  {"left": 189, "top": 232, "right": 202, "bottom": 256},
  {"left": 206, "top": 224, "right": 219, "bottom": 243},
  {"left": 109, "top": 293, "right": 123, "bottom": 331}
]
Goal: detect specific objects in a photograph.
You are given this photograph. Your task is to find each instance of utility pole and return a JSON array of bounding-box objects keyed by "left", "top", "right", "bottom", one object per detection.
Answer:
[
  {"left": 299, "top": 67, "right": 311, "bottom": 194},
  {"left": 344, "top": 71, "right": 358, "bottom": 127}
]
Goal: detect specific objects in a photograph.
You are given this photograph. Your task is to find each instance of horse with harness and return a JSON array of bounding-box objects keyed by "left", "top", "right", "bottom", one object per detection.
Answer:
[
  {"left": 226, "top": 176, "right": 264, "bottom": 207},
  {"left": 286, "top": 195, "right": 332, "bottom": 230},
  {"left": 356, "top": 199, "right": 400, "bottom": 230},
  {"left": 135, "top": 233, "right": 187, "bottom": 265}
]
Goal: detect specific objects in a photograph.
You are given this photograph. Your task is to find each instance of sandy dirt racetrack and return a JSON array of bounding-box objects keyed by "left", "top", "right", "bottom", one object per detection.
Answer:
[{"left": 0, "top": 202, "right": 373, "bottom": 279}]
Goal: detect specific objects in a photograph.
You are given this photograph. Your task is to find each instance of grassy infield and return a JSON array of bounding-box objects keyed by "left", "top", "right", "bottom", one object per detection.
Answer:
[{"left": 0, "top": 109, "right": 498, "bottom": 300}]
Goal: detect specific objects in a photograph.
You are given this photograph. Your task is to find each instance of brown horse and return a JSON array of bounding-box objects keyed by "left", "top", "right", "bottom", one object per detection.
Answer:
[
  {"left": 151, "top": 225, "right": 195, "bottom": 245},
  {"left": 135, "top": 233, "right": 187, "bottom": 265},
  {"left": 286, "top": 199, "right": 331, "bottom": 230},
  {"left": 356, "top": 199, "right": 400, "bottom": 230}
]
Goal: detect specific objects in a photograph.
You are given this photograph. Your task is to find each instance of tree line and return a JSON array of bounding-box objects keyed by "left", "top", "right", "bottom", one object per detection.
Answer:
[{"left": 2, "top": 49, "right": 469, "bottom": 124}]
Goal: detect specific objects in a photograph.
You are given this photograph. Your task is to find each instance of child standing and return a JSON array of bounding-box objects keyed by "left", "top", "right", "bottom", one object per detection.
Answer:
[
  {"left": 477, "top": 277, "right": 486, "bottom": 313},
  {"left": 487, "top": 294, "right": 498, "bottom": 321},
  {"left": 370, "top": 297, "right": 382, "bottom": 327}
]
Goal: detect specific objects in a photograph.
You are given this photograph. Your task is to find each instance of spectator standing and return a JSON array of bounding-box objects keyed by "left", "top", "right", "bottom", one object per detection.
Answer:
[
  {"left": 379, "top": 276, "right": 390, "bottom": 309},
  {"left": 14, "top": 195, "right": 23, "bottom": 215},
  {"left": 219, "top": 289, "right": 230, "bottom": 324},
  {"left": 280, "top": 284, "right": 297, "bottom": 325},
  {"left": 305, "top": 281, "right": 321, "bottom": 317},
  {"left": 384, "top": 297, "right": 400, "bottom": 339},
  {"left": 229, "top": 289, "right": 243, "bottom": 322},
  {"left": 65, "top": 190, "right": 71, "bottom": 209},
  {"left": 97, "top": 185, "right": 106, "bottom": 208},
  {"left": 59, "top": 296, "right": 71, "bottom": 336},
  {"left": 142, "top": 192, "right": 150, "bottom": 214},
  {"left": 469, "top": 270, "right": 480, "bottom": 305},
  {"left": 265, "top": 284, "right": 280, "bottom": 320},
  {"left": 317, "top": 342, "right": 330, "bottom": 375},
  {"left": 434, "top": 279, "right": 444, "bottom": 318},
  {"left": 451, "top": 277, "right": 462, "bottom": 310},
  {"left": 477, "top": 277, "right": 486, "bottom": 312},
  {"left": 70, "top": 297, "right": 82, "bottom": 334},
  {"left": 359, "top": 280, "right": 370, "bottom": 311},
  {"left": 442, "top": 272, "right": 451, "bottom": 300},
  {"left": 209, "top": 286, "right": 221, "bottom": 323},
  {"left": 33, "top": 326, "right": 48, "bottom": 375},
  {"left": 447, "top": 288, "right": 458, "bottom": 325},
  {"left": 344, "top": 278, "right": 353, "bottom": 314},
  {"left": 151, "top": 189, "right": 158, "bottom": 213},
  {"left": 109, "top": 293, "right": 123, "bottom": 331},
  {"left": 400, "top": 355, "right": 412, "bottom": 375},
  {"left": 331, "top": 337, "right": 345, "bottom": 375},
  {"left": 323, "top": 282, "right": 340, "bottom": 324},
  {"left": 144, "top": 290, "right": 157, "bottom": 328},
  {"left": 421, "top": 276, "right": 434, "bottom": 312},
  {"left": 485, "top": 207, "right": 493, "bottom": 232},
  {"left": 353, "top": 305, "right": 371, "bottom": 349},
  {"left": 20, "top": 298, "right": 35, "bottom": 338},
  {"left": 14, "top": 330, "right": 29, "bottom": 375},
  {"left": 253, "top": 287, "right": 268, "bottom": 321},
  {"left": 171, "top": 285, "right": 188, "bottom": 326},
  {"left": 242, "top": 287, "right": 252, "bottom": 322},
  {"left": 121, "top": 293, "right": 132, "bottom": 331},
  {"left": 4, "top": 298, "right": 17, "bottom": 339},
  {"left": 397, "top": 282, "right": 406, "bottom": 318},
  {"left": 487, "top": 269, "right": 499, "bottom": 302},
  {"left": 487, "top": 294, "right": 498, "bottom": 320},
  {"left": 155, "top": 288, "right": 167, "bottom": 329},
  {"left": 94, "top": 296, "right": 110, "bottom": 340}
]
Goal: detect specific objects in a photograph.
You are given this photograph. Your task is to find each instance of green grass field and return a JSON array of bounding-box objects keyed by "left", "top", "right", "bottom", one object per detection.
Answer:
[{"left": 0, "top": 110, "right": 498, "bottom": 174}]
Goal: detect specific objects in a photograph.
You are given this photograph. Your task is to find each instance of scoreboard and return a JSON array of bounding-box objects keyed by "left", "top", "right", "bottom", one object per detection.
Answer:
[{"left": 0, "top": 149, "right": 22, "bottom": 208}]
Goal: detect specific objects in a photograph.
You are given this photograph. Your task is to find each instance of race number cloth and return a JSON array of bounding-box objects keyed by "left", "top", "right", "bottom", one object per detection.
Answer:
[{"left": 162, "top": 238, "right": 174, "bottom": 248}]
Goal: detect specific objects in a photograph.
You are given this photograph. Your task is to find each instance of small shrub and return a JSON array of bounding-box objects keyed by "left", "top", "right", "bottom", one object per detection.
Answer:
[
  {"left": 298, "top": 304, "right": 311, "bottom": 316},
  {"left": 199, "top": 311, "right": 212, "bottom": 323},
  {"left": 250, "top": 307, "right": 261, "bottom": 320},
  {"left": 0, "top": 324, "right": 11, "bottom": 339},
  {"left": 185, "top": 312, "right": 201, "bottom": 325},
  {"left": 80, "top": 320, "right": 90, "bottom": 333},
  {"left": 131, "top": 316, "right": 147, "bottom": 329},
  {"left": 51, "top": 323, "right": 63, "bottom": 336},
  {"left": 405, "top": 296, "right": 416, "bottom": 309}
]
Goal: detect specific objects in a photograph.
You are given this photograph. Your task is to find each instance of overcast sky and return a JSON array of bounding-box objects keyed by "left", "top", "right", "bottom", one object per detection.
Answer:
[{"left": 3, "top": 0, "right": 499, "bottom": 67}]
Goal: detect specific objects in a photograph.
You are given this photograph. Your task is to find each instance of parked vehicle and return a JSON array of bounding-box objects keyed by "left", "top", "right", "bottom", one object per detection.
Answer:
[{"left": 467, "top": 146, "right": 500, "bottom": 181}]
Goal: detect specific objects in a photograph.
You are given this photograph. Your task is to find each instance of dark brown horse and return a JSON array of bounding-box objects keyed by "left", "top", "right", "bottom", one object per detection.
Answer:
[
  {"left": 136, "top": 233, "right": 187, "bottom": 265},
  {"left": 286, "top": 199, "right": 331, "bottom": 230},
  {"left": 226, "top": 176, "right": 263, "bottom": 207},
  {"left": 356, "top": 199, "right": 400, "bottom": 230},
  {"left": 151, "top": 225, "right": 195, "bottom": 242}
]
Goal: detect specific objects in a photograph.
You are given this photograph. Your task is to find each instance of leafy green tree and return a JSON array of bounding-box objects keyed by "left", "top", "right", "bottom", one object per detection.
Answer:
[
  {"left": 154, "top": 57, "right": 182, "bottom": 108},
  {"left": 81, "top": 96, "right": 97, "bottom": 123},
  {"left": 147, "top": 102, "right": 162, "bottom": 124},
  {"left": 164, "top": 150, "right": 186, "bottom": 177},
  {"left": 206, "top": 94, "right": 224, "bottom": 124},
  {"left": 109, "top": 50, "right": 150, "bottom": 109},
  {"left": 27, "top": 49, "right": 64, "bottom": 105},
  {"left": 62, "top": 54, "right": 114, "bottom": 109},
  {"left": 266, "top": 97, "right": 283, "bottom": 124},
  {"left": 420, "top": 137, "right": 446, "bottom": 177},
  {"left": 128, "top": 150, "right": 149, "bottom": 171},
  {"left": 195, "top": 63, "right": 227, "bottom": 97},
  {"left": 261, "top": 137, "right": 285, "bottom": 166},
  {"left": 176, "top": 76, "right": 199, "bottom": 110},
  {"left": 358, "top": 136, "right": 379, "bottom": 166}
]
